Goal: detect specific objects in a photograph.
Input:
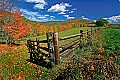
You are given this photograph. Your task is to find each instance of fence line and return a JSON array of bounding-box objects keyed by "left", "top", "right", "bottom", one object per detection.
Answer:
[{"left": 27, "top": 28, "right": 100, "bottom": 65}]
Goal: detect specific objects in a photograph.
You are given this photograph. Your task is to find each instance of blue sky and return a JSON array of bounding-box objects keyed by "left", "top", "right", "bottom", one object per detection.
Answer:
[{"left": 13, "top": 0, "right": 120, "bottom": 24}]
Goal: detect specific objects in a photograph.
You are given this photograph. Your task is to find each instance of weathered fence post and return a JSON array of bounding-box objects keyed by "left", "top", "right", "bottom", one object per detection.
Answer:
[
  {"left": 91, "top": 28, "right": 92, "bottom": 35},
  {"left": 36, "top": 38, "right": 39, "bottom": 57},
  {"left": 80, "top": 30, "right": 83, "bottom": 48},
  {"left": 46, "top": 33, "right": 51, "bottom": 57},
  {"left": 87, "top": 30, "right": 89, "bottom": 36},
  {"left": 86, "top": 30, "right": 90, "bottom": 46},
  {"left": 53, "top": 32, "right": 60, "bottom": 65},
  {"left": 27, "top": 39, "right": 33, "bottom": 59},
  {"left": 80, "top": 30, "right": 83, "bottom": 37},
  {"left": 46, "top": 32, "right": 55, "bottom": 62}
]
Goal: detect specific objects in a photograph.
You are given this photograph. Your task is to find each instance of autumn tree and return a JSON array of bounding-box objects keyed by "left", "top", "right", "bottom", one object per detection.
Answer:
[{"left": 1, "top": 0, "right": 29, "bottom": 43}]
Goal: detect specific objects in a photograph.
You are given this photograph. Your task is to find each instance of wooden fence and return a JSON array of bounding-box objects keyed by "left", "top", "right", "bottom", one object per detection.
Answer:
[{"left": 27, "top": 28, "right": 100, "bottom": 65}]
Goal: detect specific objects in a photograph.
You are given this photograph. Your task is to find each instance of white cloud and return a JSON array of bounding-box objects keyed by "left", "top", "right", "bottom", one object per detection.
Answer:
[
  {"left": 38, "top": 16, "right": 46, "bottom": 19},
  {"left": 50, "top": 16, "right": 55, "bottom": 18},
  {"left": 103, "top": 15, "right": 120, "bottom": 23},
  {"left": 58, "top": 12, "right": 66, "bottom": 14},
  {"left": 82, "top": 18, "right": 89, "bottom": 20},
  {"left": 43, "top": 18, "right": 49, "bottom": 21},
  {"left": 81, "top": 16, "right": 89, "bottom": 20},
  {"left": 34, "top": 4, "right": 47, "bottom": 9},
  {"left": 20, "top": 8, "right": 49, "bottom": 22},
  {"left": 48, "top": 2, "right": 72, "bottom": 12},
  {"left": 20, "top": 8, "right": 39, "bottom": 16},
  {"left": 81, "top": 16, "right": 84, "bottom": 18},
  {"left": 25, "top": 0, "right": 46, "bottom": 4},
  {"left": 93, "top": 20, "right": 96, "bottom": 22},
  {"left": 44, "top": 14, "right": 49, "bottom": 17},
  {"left": 25, "top": 0, "right": 47, "bottom": 9},
  {"left": 64, "top": 15, "right": 75, "bottom": 19},
  {"left": 64, "top": 15, "right": 69, "bottom": 17},
  {"left": 72, "top": 8, "right": 77, "bottom": 11},
  {"left": 69, "top": 11, "right": 74, "bottom": 13},
  {"left": 28, "top": 15, "right": 40, "bottom": 21}
]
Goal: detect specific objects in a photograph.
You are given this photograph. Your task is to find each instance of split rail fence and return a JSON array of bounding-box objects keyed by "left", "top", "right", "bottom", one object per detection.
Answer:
[{"left": 27, "top": 28, "right": 100, "bottom": 65}]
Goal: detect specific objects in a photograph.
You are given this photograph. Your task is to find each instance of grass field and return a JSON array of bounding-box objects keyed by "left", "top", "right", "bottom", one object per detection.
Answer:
[
  {"left": 21, "top": 27, "right": 95, "bottom": 42},
  {"left": 0, "top": 27, "right": 119, "bottom": 80},
  {"left": 102, "top": 28, "right": 120, "bottom": 70},
  {"left": 19, "top": 27, "right": 96, "bottom": 48}
]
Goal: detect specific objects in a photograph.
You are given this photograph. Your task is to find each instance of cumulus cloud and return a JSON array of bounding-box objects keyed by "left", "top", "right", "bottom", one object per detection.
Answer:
[
  {"left": 64, "top": 15, "right": 75, "bottom": 19},
  {"left": 48, "top": 2, "right": 72, "bottom": 13},
  {"left": 25, "top": 0, "right": 47, "bottom": 9},
  {"left": 103, "top": 15, "right": 120, "bottom": 23}
]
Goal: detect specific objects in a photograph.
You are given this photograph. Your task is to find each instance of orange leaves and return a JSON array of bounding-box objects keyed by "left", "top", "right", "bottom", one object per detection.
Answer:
[
  {"left": 59, "top": 26, "right": 65, "bottom": 31},
  {"left": 33, "top": 64, "right": 37, "bottom": 68},
  {"left": 109, "top": 56, "right": 115, "bottom": 60},
  {"left": 37, "top": 69, "right": 41, "bottom": 74},
  {"left": 59, "top": 25, "right": 72, "bottom": 32},
  {"left": 35, "top": 24, "right": 73, "bottom": 36},
  {"left": 36, "top": 25, "right": 54, "bottom": 35},
  {"left": 48, "top": 26, "right": 54, "bottom": 32},
  {"left": 2, "top": 12, "right": 29, "bottom": 40},
  {"left": 8, "top": 74, "right": 12, "bottom": 78},
  {"left": 91, "top": 65, "right": 95, "bottom": 71},
  {"left": 99, "top": 48, "right": 104, "bottom": 53},
  {"left": 0, "top": 44, "right": 17, "bottom": 55},
  {"left": 20, "top": 72, "right": 25, "bottom": 77}
]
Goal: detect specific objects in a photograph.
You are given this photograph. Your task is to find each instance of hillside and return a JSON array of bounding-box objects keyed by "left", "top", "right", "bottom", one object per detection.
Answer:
[
  {"left": 0, "top": 9, "right": 94, "bottom": 39},
  {"left": 21, "top": 14, "right": 92, "bottom": 27}
]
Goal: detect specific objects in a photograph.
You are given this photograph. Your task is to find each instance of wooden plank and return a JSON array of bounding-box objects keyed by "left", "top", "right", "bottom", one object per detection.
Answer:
[
  {"left": 59, "top": 38, "right": 80, "bottom": 52},
  {"left": 38, "top": 46, "right": 49, "bottom": 52},
  {"left": 60, "top": 44, "right": 79, "bottom": 57},
  {"left": 82, "top": 31, "right": 87, "bottom": 34},
  {"left": 30, "top": 39, "right": 48, "bottom": 43},
  {"left": 39, "top": 39, "right": 50, "bottom": 43},
  {"left": 59, "top": 33, "right": 83, "bottom": 41}
]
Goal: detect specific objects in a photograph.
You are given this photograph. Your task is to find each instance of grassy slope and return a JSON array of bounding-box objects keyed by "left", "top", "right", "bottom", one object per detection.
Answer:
[
  {"left": 0, "top": 27, "right": 119, "bottom": 80},
  {"left": 102, "top": 28, "right": 120, "bottom": 69},
  {"left": 0, "top": 27, "right": 96, "bottom": 80},
  {"left": 22, "top": 27, "right": 96, "bottom": 45}
]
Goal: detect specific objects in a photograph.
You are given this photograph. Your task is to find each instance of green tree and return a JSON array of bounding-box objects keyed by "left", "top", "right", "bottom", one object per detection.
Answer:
[{"left": 96, "top": 18, "right": 109, "bottom": 27}]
